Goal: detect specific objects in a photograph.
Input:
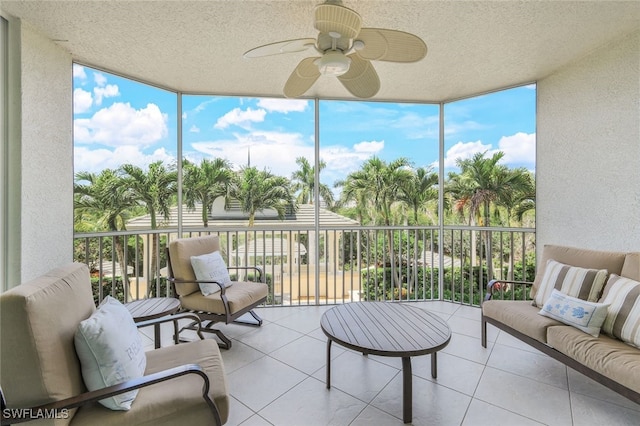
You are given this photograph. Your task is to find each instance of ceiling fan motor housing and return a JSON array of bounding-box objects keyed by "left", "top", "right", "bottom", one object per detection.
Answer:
[{"left": 314, "top": 51, "right": 352, "bottom": 76}]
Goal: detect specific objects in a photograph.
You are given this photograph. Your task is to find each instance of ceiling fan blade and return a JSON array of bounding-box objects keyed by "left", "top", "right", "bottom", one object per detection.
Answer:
[
  {"left": 337, "top": 54, "right": 380, "bottom": 98},
  {"left": 314, "top": 2, "right": 362, "bottom": 39},
  {"left": 283, "top": 57, "right": 321, "bottom": 98},
  {"left": 243, "top": 38, "right": 316, "bottom": 59},
  {"left": 355, "top": 28, "right": 427, "bottom": 62}
]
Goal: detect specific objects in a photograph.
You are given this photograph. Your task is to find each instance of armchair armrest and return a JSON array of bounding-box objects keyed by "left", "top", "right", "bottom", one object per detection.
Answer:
[
  {"left": 1, "top": 364, "right": 221, "bottom": 426},
  {"left": 484, "top": 279, "right": 534, "bottom": 302},
  {"left": 169, "top": 276, "right": 227, "bottom": 295},
  {"left": 227, "top": 265, "right": 264, "bottom": 282}
]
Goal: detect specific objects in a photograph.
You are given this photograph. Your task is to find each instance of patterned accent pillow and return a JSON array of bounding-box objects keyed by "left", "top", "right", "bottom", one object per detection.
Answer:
[
  {"left": 600, "top": 274, "right": 640, "bottom": 347},
  {"left": 74, "top": 296, "right": 146, "bottom": 410},
  {"left": 538, "top": 289, "right": 609, "bottom": 337},
  {"left": 533, "top": 259, "right": 608, "bottom": 307},
  {"left": 190, "top": 250, "right": 233, "bottom": 296}
]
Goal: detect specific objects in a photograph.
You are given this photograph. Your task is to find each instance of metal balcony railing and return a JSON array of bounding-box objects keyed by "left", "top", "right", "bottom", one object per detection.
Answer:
[{"left": 74, "top": 225, "right": 535, "bottom": 308}]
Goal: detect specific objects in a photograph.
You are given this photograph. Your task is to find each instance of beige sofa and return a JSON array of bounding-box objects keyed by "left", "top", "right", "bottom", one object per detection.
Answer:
[
  {"left": 481, "top": 245, "right": 640, "bottom": 405},
  {"left": 0, "top": 263, "right": 229, "bottom": 425}
]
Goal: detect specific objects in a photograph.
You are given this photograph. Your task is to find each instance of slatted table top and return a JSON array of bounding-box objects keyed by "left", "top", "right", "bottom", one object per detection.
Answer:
[
  {"left": 125, "top": 297, "right": 181, "bottom": 322},
  {"left": 320, "top": 302, "right": 451, "bottom": 357}
]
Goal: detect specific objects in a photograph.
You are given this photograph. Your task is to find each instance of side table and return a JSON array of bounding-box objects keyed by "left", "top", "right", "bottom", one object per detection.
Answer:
[{"left": 125, "top": 297, "right": 203, "bottom": 348}]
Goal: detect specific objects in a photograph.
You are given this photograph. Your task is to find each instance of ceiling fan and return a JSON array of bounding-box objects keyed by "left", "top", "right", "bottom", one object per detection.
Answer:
[{"left": 243, "top": 0, "right": 427, "bottom": 99}]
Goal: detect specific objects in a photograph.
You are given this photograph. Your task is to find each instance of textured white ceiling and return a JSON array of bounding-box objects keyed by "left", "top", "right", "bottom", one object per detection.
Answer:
[{"left": 2, "top": 0, "right": 639, "bottom": 102}]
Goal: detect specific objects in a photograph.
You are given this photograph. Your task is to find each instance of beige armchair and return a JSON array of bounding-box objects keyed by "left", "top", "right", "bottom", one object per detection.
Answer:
[
  {"left": 167, "top": 235, "right": 269, "bottom": 349},
  {"left": 0, "top": 263, "right": 229, "bottom": 425}
]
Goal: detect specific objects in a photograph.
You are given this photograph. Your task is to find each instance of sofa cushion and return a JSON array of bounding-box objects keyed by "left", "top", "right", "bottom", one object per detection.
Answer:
[
  {"left": 621, "top": 252, "right": 640, "bottom": 281},
  {"left": 190, "top": 250, "right": 233, "bottom": 296},
  {"left": 547, "top": 325, "right": 640, "bottom": 395},
  {"left": 74, "top": 296, "right": 146, "bottom": 410},
  {"left": 483, "top": 300, "right": 563, "bottom": 343},
  {"left": 169, "top": 236, "right": 221, "bottom": 297},
  {"left": 70, "top": 340, "right": 229, "bottom": 426},
  {"left": 533, "top": 259, "right": 608, "bottom": 307},
  {"left": 180, "top": 280, "right": 268, "bottom": 315},
  {"left": 538, "top": 289, "right": 609, "bottom": 337},
  {"left": 531, "top": 245, "right": 626, "bottom": 301},
  {"left": 0, "top": 263, "right": 95, "bottom": 425},
  {"left": 599, "top": 274, "right": 640, "bottom": 347}
]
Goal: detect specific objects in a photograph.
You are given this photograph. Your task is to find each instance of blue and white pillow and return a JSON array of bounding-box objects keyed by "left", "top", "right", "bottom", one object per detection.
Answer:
[{"left": 538, "top": 289, "right": 609, "bottom": 337}]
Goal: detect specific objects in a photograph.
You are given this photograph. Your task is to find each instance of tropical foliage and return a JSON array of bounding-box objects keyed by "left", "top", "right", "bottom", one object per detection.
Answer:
[{"left": 74, "top": 150, "right": 535, "bottom": 303}]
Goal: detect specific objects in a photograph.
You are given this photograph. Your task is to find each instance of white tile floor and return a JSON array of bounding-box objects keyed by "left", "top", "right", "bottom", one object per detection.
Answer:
[{"left": 140, "top": 301, "right": 640, "bottom": 426}]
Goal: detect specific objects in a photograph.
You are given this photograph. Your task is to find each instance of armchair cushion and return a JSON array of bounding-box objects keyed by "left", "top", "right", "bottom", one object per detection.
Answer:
[
  {"left": 74, "top": 296, "right": 147, "bottom": 410},
  {"left": 0, "top": 263, "right": 95, "bottom": 425},
  {"left": 180, "top": 281, "right": 268, "bottom": 315},
  {"left": 70, "top": 340, "right": 229, "bottom": 426},
  {"left": 169, "top": 235, "right": 221, "bottom": 297},
  {"left": 190, "top": 251, "right": 233, "bottom": 296}
]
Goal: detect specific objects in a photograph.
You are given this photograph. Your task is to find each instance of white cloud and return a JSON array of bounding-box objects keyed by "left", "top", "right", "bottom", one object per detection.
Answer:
[
  {"left": 441, "top": 140, "right": 492, "bottom": 168},
  {"left": 189, "top": 125, "right": 200, "bottom": 133},
  {"left": 440, "top": 132, "right": 536, "bottom": 170},
  {"left": 93, "top": 84, "right": 120, "bottom": 105},
  {"left": 73, "top": 64, "right": 87, "bottom": 79},
  {"left": 73, "top": 88, "right": 93, "bottom": 113},
  {"left": 74, "top": 146, "right": 175, "bottom": 174},
  {"left": 182, "top": 112, "right": 187, "bottom": 119},
  {"left": 257, "top": 99, "right": 308, "bottom": 113},
  {"left": 190, "top": 132, "right": 384, "bottom": 188},
  {"left": 74, "top": 102, "right": 168, "bottom": 146},
  {"left": 191, "top": 130, "right": 309, "bottom": 175},
  {"left": 214, "top": 107, "right": 266, "bottom": 130},
  {"left": 93, "top": 72, "right": 107, "bottom": 87},
  {"left": 353, "top": 140, "right": 384, "bottom": 153},
  {"left": 497, "top": 132, "right": 536, "bottom": 165}
]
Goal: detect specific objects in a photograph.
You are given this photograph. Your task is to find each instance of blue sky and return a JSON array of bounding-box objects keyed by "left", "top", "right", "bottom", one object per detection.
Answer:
[{"left": 73, "top": 64, "right": 536, "bottom": 192}]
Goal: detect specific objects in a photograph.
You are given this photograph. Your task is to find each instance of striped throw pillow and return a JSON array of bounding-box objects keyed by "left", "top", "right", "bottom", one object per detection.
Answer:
[
  {"left": 533, "top": 259, "right": 608, "bottom": 307},
  {"left": 600, "top": 274, "right": 640, "bottom": 347}
]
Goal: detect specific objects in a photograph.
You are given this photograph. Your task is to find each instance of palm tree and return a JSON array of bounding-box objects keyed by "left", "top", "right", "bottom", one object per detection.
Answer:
[
  {"left": 445, "top": 151, "right": 533, "bottom": 274},
  {"left": 74, "top": 169, "right": 137, "bottom": 283},
  {"left": 336, "top": 157, "right": 414, "bottom": 291},
  {"left": 230, "top": 166, "right": 295, "bottom": 226},
  {"left": 291, "top": 157, "right": 335, "bottom": 208},
  {"left": 183, "top": 158, "right": 232, "bottom": 227},
  {"left": 120, "top": 161, "right": 177, "bottom": 293},
  {"left": 336, "top": 156, "right": 413, "bottom": 226},
  {"left": 399, "top": 166, "right": 439, "bottom": 225}
]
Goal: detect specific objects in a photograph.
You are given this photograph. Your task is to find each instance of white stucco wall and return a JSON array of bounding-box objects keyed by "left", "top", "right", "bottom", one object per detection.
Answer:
[
  {"left": 19, "top": 23, "right": 73, "bottom": 282},
  {"left": 537, "top": 30, "right": 640, "bottom": 252}
]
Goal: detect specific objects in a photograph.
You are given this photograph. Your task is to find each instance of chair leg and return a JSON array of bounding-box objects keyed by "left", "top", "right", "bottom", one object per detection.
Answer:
[
  {"left": 199, "top": 323, "right": 233, "bottom": 349},
  {"left": 210, "top": 328, "right": 232, "bottom": 350},
  {"left": 481, "top": 317, "right": 488, "bottom": 348},
  {"left": 233, "top": 309, "right": 263, "bottom": 327}
]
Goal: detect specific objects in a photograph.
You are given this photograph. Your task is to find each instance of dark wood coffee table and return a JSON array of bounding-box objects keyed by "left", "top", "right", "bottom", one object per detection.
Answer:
[{"left": 320, "top": 302, "right": 451, "bottom": 424}]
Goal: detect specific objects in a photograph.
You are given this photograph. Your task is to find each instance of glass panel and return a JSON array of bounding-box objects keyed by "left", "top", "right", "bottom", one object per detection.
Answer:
[
  {"left": 443, "top": 85, "right": 537, "bottom": 227},
  {"left": 181, "top": 95, "right": 314, "bottom": 305},
  {"left": 320, "top": 100, "right": 440, "bottom": 303},
  {"left": 72, "top": 65, "right": 178, "bottom": 300}
]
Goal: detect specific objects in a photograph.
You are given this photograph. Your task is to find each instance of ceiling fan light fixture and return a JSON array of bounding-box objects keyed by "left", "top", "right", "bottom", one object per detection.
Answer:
[{"left": 314, "top": 51, "right": 351, "bottom": 76}]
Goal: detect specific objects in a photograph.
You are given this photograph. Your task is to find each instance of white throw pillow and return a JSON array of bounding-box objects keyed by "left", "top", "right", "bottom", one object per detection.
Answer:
[
  {"left": 539, "top": 289, "right": 609, "bottom": 337},
  {"left": 533, "top": 259, "right": 608, "bottom": 307},
  {"left": 74, "top": 296, "right": 146, "bottom": 410},
  {"left": 190, "top": 250, "right": 233, "bottom": 296}
]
